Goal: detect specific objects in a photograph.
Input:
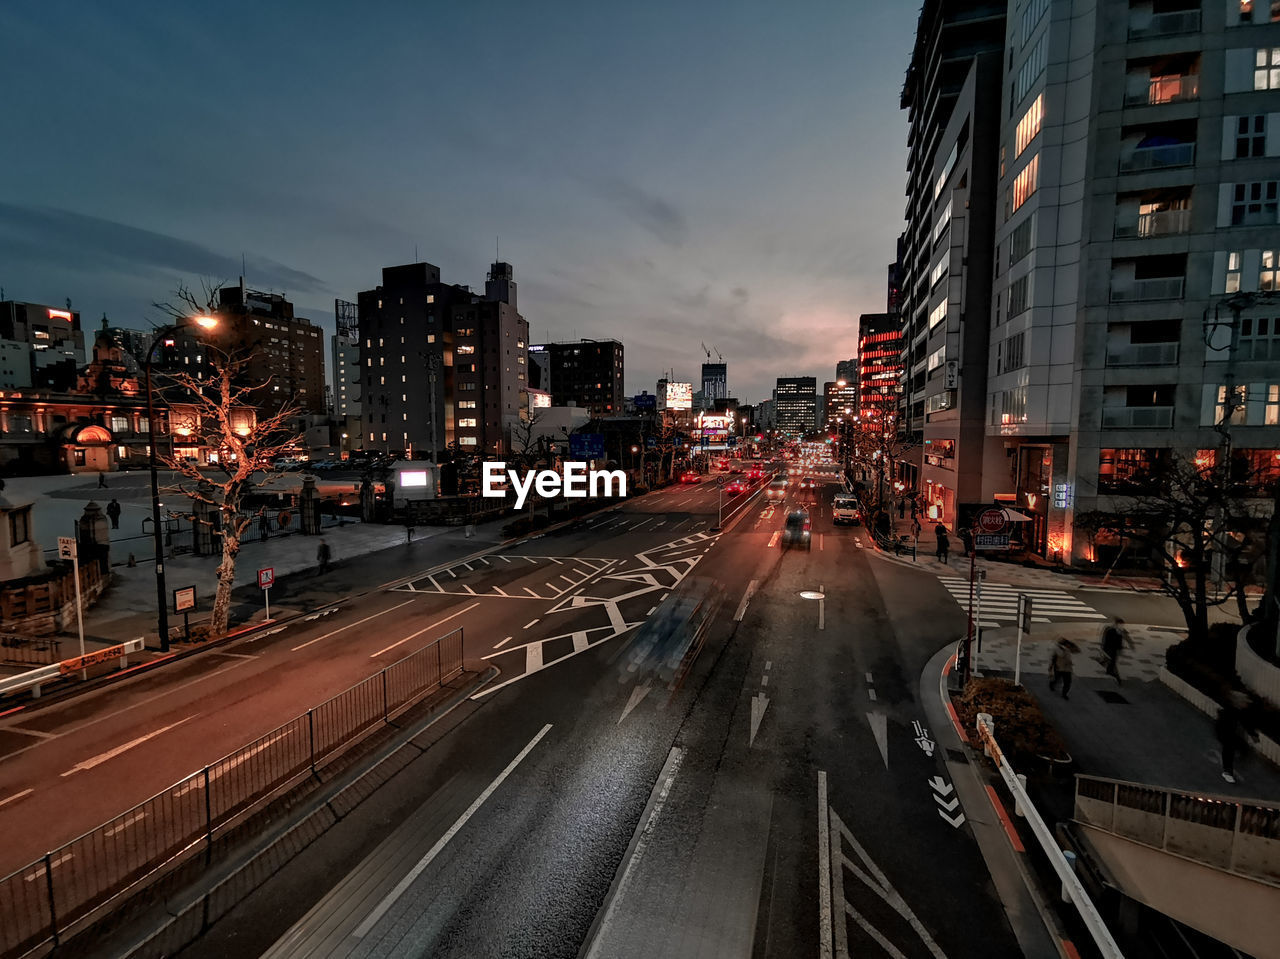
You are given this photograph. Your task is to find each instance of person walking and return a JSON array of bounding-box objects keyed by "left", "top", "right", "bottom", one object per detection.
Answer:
[
  {"left": 1048, "top": 638, "right": 1075, "bottom": 699},
  {"left": 317, "top": 539, "right": 332, "bottom": 575},
  {"left": 897, "top": 498, "right": 906, "bottom": 519},
  {"left": 106, "top": 498, "right": 122, "bottom": 530},
  {"left": 959, "top": 526, "right": 974, "bottom": 558},
  {"left": 934, "top": 523, "right": 950, "bottom": 564},
  {"left": 1101, "top": 617, "right": 1130, "bottom": 684},
  {"left": 1216, "top": 691, "right": 1259, "bottom": 784},
  {"left": 97, "top": 471, "right": 108, "bottom": 489}
]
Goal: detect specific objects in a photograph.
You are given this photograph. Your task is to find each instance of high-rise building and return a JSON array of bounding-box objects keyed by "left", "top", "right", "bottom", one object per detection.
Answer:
[
  {"left": 358, "top": 261, "right": 528, "bottom": 458},
  {"left": 858, "top": 313, "right": 903, "bottom": 422},
  {"left": 774, "top": 376, "right": 818, "bottom": 435},
  {"left": 0, "top": 299, "right": 85, "bottom": 391},
  {"left": 701, "top": 362, "right": 727, "bottom": 404},
  {"left": 835, "top": 358, "right": 858, "bottom": 386},
  {"left": 899, "top": 0, "right": 1007, "bottom": 526},
  {"left": 532, "top": 339, "right": 625, "bottom": 416},
  {"left": 332, "top": 299, "right": 361, "bottom": 420},
  {"left": 824, "top": 379, "right": 858, "bottom": 430}
]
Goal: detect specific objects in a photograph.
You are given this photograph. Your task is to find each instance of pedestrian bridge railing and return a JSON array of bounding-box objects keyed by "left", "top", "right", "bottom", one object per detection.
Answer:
[
  {"left": 1074, "top": 774, "right": 1280, "bottom": 885},
  {"left": 0, "top": 626, "right": 465, "bottom": 959}
]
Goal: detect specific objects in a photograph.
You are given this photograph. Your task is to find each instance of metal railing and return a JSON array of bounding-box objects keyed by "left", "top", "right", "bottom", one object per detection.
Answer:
[
  {"left": 1118, "top": 143, "right": 1195, "bottom": 173},
  {"left": 1114, "top": 208, "right": 1191, "bottom": 239},
  {"left": 1127, "top": 9, "right": 1201, "bottom": 39},
  {"left": 0, "top": 627, "right": 465, "bottom": 959},
  {"left": 1124, "top": 74, "right": 1199, "bottom": 107},
  {"left": 1075, "top": 774, "right": 1280, "bottom": 885},
  {"left": 1109, "top": 276, "right": 1185, "bottom": 302},
  {"left": 1101, "top": 406, "right": 1175, "bottom": 429},
  {"left": 1105, "top": 342, "right": 1180, "bottom": 366}
]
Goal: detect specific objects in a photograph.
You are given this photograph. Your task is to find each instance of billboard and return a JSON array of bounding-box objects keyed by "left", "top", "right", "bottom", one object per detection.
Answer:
[
  {"left": 633, "top": 392, "right": 657, "bottom": 410},
  {"left": 528, "top": 389, "right": 552, "bottom": 409},
  {"left": 659, "top": 382, "right": 692, "bottom": 411},
  {"left": 335, "top": 298, "right": 359, "bottom": 339}
]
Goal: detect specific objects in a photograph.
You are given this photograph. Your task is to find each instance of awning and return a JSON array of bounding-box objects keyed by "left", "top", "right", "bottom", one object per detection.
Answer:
[{"left": 1001, "top": 508, "right": 1035, "bottom": 522}]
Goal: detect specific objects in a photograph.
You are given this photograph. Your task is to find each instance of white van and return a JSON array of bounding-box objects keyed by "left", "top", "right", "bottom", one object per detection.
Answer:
[{"left": 832, "top": 494, "right": 861, "bottom": 526}]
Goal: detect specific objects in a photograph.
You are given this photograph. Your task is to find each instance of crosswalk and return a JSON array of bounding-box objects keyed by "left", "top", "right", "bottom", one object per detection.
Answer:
[{"left": 938, "top": 577, "right": 1106, "bottom": 628}]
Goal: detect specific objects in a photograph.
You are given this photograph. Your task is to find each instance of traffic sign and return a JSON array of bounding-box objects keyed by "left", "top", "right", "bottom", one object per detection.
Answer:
[
  {"left": 976, "top": 508, "right": 1006, "bottom": 535},
  {"left": 173, "top": 586, "right": 197, "bottom": 613},
  {"left": 1018, "top": 594, "right": 1033, "bottom": 632},
  {"left": 258, "top": 567, "right": 274, "bottom": 590},
  {"left": 57, "top": 536, "right": 77, "bottom": 560}
]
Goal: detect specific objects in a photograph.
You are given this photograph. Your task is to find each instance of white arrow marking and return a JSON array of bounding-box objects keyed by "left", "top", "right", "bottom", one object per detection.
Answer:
[
  {"left": 61, "top": 715, "right": 196, "bottom": 776},
  {"left": 750, "top": 693, "right": 770, "bottom": 746},
  {"left": 935, "top": 795, "right": 960, "bottom": 813},
  {"left": 938, "top": 809, "right": 966, "bottom": 828},
  {"left": 619, "top": 683, "right": 652, "bottom": 724},
  {"left": 928, "top": 776, "right": 953, "bottom": 797},
  {"left": 866, "top": 712, "right": 889, "bottom": 768}
]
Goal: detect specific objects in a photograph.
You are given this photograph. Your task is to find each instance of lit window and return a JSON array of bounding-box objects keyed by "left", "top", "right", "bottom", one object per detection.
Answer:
[
  {"left": 1267, "top": 384, "right": 1280, "bottom": 424},
  {"left": 1015, "top": 94, "right": 1043, "bottom": 158},
  {"left": 1012, "top": 154, "right": 1039, "bottom": 213},
  {"left": 458, "top": 418, "right": 478, "bottom": 427},
  {"left": 1262, "top": 250, "right": 1280, "bottom": 290},
  {"left": 1227, "top": 251, "right": 1243, "bottom": 293},
  {"left": 928, "top": 298, "right": 948, "bottom": 330},
  {"left": 457, "top": 345, "right": 475, "bottom": 354},
  {"left": 1256, "top": 48, "right": 1280, "bottom": 90},
  {"left": 459, "top": 436, "right": 477, "bottom": 446}
]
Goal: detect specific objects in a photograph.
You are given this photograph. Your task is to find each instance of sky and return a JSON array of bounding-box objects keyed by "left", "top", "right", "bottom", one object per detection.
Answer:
[{"left": 2, "top": 0, "right": 919, "bottom": 405}]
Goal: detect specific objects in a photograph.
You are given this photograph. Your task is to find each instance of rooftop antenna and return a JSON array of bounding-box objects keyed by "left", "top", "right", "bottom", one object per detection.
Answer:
[
  {"left": 414, "top": 243, "right": 419, "bottom": 263},
  {"left": 242, "top": 252, "right": 246, "bottom": 279}
]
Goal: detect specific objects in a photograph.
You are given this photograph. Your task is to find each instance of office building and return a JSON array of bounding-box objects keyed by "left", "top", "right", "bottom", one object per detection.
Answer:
[
  {"left": 701, "top": 362, "right": 728, "bottom": 405},
  {"left": 332, "top": 299, "right": 361, "bottom": 419},
  {"left": 533, "top": 339, "right": 625, "bottom": 416},
  {"left": 824, "top": 379, "right": 858, "bottom": 430},
  {"left": 835, "top": 358, "right": 858, "bottom": 386},
  {"left": 0, "top": 299, "right": 85, "bottom": 391},
  {"left": 358, "top": 261, "right": 528, "bottom": 458},
  {"left": 774, "top": 376, "right": 818, "bottom": 435}
]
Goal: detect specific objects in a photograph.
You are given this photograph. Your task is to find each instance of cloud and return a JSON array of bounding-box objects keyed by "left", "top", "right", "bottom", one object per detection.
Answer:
[
  {"left": 0, "top": 202, "right": 328, "bottom": 295},
  {"left": 584, "top": 176, "right": 688, "bottom": 247}
]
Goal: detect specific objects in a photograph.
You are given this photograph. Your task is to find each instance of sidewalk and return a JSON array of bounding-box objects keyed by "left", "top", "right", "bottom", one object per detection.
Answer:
[{"left": 972, "top": 622, "right": 1280, "bottom": 802}]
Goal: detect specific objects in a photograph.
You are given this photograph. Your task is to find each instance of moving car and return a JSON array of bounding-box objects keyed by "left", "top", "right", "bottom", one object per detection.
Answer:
[
  {"left": 766, "top": 479, "right": 788, "bottom": 500},
  {"left": 800, "top": 475, "right": 816, "bottom": 489},
  {"left": 748, "top": 467, "right": 764, "bottom": 480},
  {"left": 833, "top": 494, "right": 861, "bottom": 525},
  {"left": 725, "top": 479, "right": 747, "bottom": 495},
  {"left": 782, "top": 509, "right": 812, "bottom": 549},
  {"left": 680, "top": 471, "right": 702, "bottom": 484}
]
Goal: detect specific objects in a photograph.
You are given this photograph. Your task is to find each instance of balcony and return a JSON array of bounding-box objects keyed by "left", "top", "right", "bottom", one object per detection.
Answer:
[
  {"left": 1110, "top": 276, "right": 1185, "bottom": 301},
  {"left": 1105, "top": 342, "right": 1180, "bottom": 366},
  {"left": 1119, "top": 142, "right": 1195, "bottom": 173},
  {"left": 1124, "top": 75, "right": 1199, "bottom": 107},
  {"left": 1101, "top": 406, "right": 1174, "bottom": 428},
  {"left": 1127, "top": 9, "right": 1201, "bottom": 40},
  {"left": 1113, "top": 208, "right": 1192, "bottom": 238}
]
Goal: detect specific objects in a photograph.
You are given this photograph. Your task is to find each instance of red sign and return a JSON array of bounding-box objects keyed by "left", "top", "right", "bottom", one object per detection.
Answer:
[
  {"left": 60, "top": 643, "right": 129, "bottom": 675},
  {"left": 976, "top": 509, "right": 1006, "bottom": 535},
  {"left": 258, "top": 567, "right": 274, "bottom": 590}
]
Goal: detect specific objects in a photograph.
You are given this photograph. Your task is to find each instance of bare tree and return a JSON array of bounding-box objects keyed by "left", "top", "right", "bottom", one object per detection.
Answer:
[
  {"left": 1077, "top": 450, "right": 1267, "bottom": 646},
  {"left": 510, "top": 409, "right": 544, "bottom": 470}
]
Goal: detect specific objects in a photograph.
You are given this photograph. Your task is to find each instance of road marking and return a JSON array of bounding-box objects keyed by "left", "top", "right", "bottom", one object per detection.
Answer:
[
  {"left": 524, "top": 587, "right": 540, "bottom": 598},
  {"left": 866, "top": 712, "right": 888, "bottom": 768},
  {"left": 461, "top": 585, "right": 476, "bottom": 595},
  {"left": 462, "top": 563, "right": 474, "bottom": 572},
  {"left": 104, "top": 810, "right": 147, "bottom": 837},
  {"left": 370, "top": 603, "right": 479, "bottom": 658},
  {"left": 354, "top": 724, "right": 553, "bottom": 939},
  {"left": 494, "top": 636, "right": 513, "bottom": 649},
  {"left": 733, "top": 579, "right": 759, "bottom": 622},
  {"left": 493, "top": 587, "right": 508, "bottom": 596},
  {"left": 427, "top": 576, "right": 441, "bottom": 591},
  {"left": 548, "top": 557, "right": 563, "bottom": 565},
  {"left": 819, "top": 534, "right": 824, "bottom": 551},
  {"left": 0, "top": 788, "right": 34, "bottom": 809},
  {"left": 558, "top": 575, "right": 575, "bottom": 585},
  {"left": 868, "top": 688, "right": 876, "bottom": 701},
  {"left": 8, "top": 726, "right": 56, "bottom": 741},
  {"left": 525, "top": 556, "right": 539, "bottom": 564},
  {"left": 619, "top": 682, "right": 652, "bottom": 724},
  {"left": 818, "top": 598, "right": 825, "bottom": 630},
  {"left": 25, "top": 852, "right": 73, "bottom": 883},
  {"left": 647, "top": 606, "right": 658, "bottom": 615},
  {"left": 766, "top": 660, "right": 772, "bottom": 670},
  {"left": 761, "top": 674, "right": 769, "bottom": 687},
  {"left": 865, "top": 672, "right": 874, "bottom": 683},
  {"left": 445, "top": 568, "right": 457, "bottom": 579},
  {"left": 292, "top": 599, "right": 416, "bottom": 652},
  {"left": 523, "top": 618, "right": 540, "bottom": 629},
  {"left": 61, "top": 715, "right": 196, "bottom": 777},
  {"left": 818, "top": 771, "right": 833, "bottom": 959},
  {"left": 526, "top": 643, "right": 543, "bottom": 671},
  {"left": 768, "top": 531, "right": 781, "bottom": 548},
  {"left": 585, "top": 746, "right": 684, "bottom": 959},
  {"left": 750, "top": 692, "right": 770, "bottom": 746},
  {"left": 500, "top": 555, "right": 512, "bottom": 563}
]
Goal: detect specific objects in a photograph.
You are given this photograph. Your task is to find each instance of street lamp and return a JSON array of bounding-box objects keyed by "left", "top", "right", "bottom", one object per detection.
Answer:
[{"left": 144, "top": 314, "right": 217, "bottom": 652}]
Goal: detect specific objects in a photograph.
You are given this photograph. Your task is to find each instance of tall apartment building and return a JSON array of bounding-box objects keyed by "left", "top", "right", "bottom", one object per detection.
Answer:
[
  {"left": 0, "top": 300, "right": 85, "bottom": 390},
  {"left": 332, "top": 299, "right": 361, "bottom": 420},
  {"left": 358, "top": 261, "right": 528, "bottom": 458},
  {"left": 900, "top": 0, "right": 1008, "bottom": 527},
  {"left": 982, "top": 0, "right": 1280, "bottom": 563},
  {"left": 533, "top": 339, "right": 625, "bottom": 416},
  {"left": 774, "top": 376, "right": 818, "bottom": 435},
  {"left": 835, "top": 358, "right": 859, "bottom": 386},
  {"left": 824, "top": 379, "right": 858, "bottom": 430}
]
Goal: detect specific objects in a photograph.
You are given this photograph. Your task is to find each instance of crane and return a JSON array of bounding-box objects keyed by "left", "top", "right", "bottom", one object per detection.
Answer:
[{"left": 701, "top": 342, "right": 711, "bottom": 359}]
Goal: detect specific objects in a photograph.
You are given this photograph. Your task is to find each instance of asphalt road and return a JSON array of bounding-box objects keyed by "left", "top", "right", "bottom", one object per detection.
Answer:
[{"left": 165, "top": 467, "right": 1028, "bottom": 959}]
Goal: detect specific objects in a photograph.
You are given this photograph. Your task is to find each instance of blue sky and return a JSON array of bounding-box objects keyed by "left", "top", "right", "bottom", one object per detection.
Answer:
[{"left": 2, "top": 0, "right": 918, "bottom": 404}]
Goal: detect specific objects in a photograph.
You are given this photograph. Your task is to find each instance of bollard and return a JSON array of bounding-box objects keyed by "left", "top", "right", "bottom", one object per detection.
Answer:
[
  {"left": 1061, "top": 850, "right": 1077, "bottom": 903},
  {"left": 976, "top": 713, "right": 994, "bottom": 757},
  {"left": 1014, "top": 774, "right": 1027, "bottom": 817}
]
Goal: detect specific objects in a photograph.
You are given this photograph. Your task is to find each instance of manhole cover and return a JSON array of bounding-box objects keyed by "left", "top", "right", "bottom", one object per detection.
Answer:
[{"left": 799, "top": 590, "right": 825, "bottom": 600}]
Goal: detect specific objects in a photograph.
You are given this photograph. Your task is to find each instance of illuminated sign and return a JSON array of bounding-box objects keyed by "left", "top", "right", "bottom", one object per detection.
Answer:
[
  {"left": 401, "top": 470, "right": 429, "bottom": 488},
  {"left": 660, "top": 382, "right": 692, "bottom": 411},
  {"left": 528, "top": 390, "right": 552, "bottom": 409},
  {"left": 48, "top": 309, "right": 73, "bottom": 321}
]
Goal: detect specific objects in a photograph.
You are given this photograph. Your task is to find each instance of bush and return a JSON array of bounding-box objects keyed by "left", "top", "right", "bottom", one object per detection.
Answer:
[{"left": 952, "top": 677, "right": 1070, "bottom": 765}]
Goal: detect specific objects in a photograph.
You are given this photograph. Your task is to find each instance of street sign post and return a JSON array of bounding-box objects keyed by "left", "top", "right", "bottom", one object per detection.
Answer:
[
  {"left": 173, "top": 586, "right": 197, "bottom": 642},
  {"left": 1015, "top": 594, "right": 1032, "bottom": 686},
  {"left": 58, "top": 536, "right": 86, "bottom": 678},
  {"left": 258, "top": 567, "right": 274, "bottom": 620}
]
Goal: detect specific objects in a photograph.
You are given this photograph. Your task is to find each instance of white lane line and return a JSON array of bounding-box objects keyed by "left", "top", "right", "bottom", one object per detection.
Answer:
[
  {"left": 525, "top": 556, "right": 539, "bottom": 565},
  {"left": 25, "top": 852, "right": 73, "bottom": 883},
  {"left": 0, "top": 788, "right": 34, "bottom": 809},
  {"left": 427, "top": 576, "right": 442, "bottom": 591},
  {"left": 868, "top": 689, "right": 877, "bottom": 701},
  {"left": 761, "top": 674, "right": 770, "bottom": 687},
  {"left": 585, "top": 746, "right": 685, "bottom": 959},
  {"left": 523, "top": 619, "right": 540, "bottom": 629},
  {"left": 524, "top": 587, "right": 540, "bottom": 598},
  {"left": 818, "top": 598, "right": 825, "bottom": 631},
  {"left": 494, "top": 636, "right": 513, "bottom": 650},
  {"left": 354, "top": 724, "right": 554, "bottom": 939},
  {"left": 493, "top": 587, "right": 508, "bottom": 596},
  {"left": 462, "top": 585, "right": 476, "bottom": 595},
  {"left": 7, "top": 726, "right": 56, "bottom": 741},
  {"left": 768, "top": 531, "right": 781, "bottom": 548},
  {"left": 648, "top": 606, "right": 658, "bottom": 615},
  {"left": 766, "top": 660, "right": 772, "bottom": 670},
  {"left": 500, "top": 555, "right": 512, "bottom": 563},
  {"left": 865, "top": 672, "right": 874, "bottom": 683},
  {"left": 734, "top": 579, "right": 759, "bottom": 623},
  {"left": 462, "top": 563, "right": 474, "bottom": 572},
  {"left": 370, "top": 603, "right": 480, "bottom": 658},
  {"left": 104, "top": 810, "right": 147, "bottom": 838},
  {"left": 558, "top": 575, "right": 575, "bottom": 585},
  {"left": 292, "top": 599, "right": 416, "bottom": 651},
  {"left": 61, "top": 715, "right": 196, "bottom": 777},
  {"left": 818, "top": 771, "right": 833, "bottom": 959},
  {"left": 819, "top": 534, "right": 825, "bottom": 551},
  {"left": 445, "top": 569, "right": 457, "bottom": 579}
]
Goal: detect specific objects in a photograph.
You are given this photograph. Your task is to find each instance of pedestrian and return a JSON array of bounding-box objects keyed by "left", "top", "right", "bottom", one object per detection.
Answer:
[
  {"left": 959, "top": 527, "right": 974, "bottom": 558},
  {"left": 98, "top": 471, "right": 107, "bottom": 489},
  {"left": 934, "top": 523, "right": 950, "bottom": 564},
  {"left": 875, "top": 510, "right": 891, "bottom": 540},
  {"left": 106, "top": 498, "right": 122, "bottom": 530},
  {"left": 1215, "top": 691, "right": 1259, "bottom": 784},
  {"left": 911, "top": 515, "right": 922, "bottom": 539},
  {"left": 317, "top": 538, "right": 332, "bottom": 575},
  {"left": 259, "top": 508, "right": 269, "bottom": 543},
  {"left": 1101, "top": 617, "right": 1130, "bottom": 684},
  {"left": 897, "top": 498, "right": 906, "bottom": 519},
  {"left": 1048, "top": 638, "right": 1075, "bottom": 699}
]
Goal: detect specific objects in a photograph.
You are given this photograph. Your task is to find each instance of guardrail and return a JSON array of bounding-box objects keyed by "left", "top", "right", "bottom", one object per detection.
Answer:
[
  {"left": 0, "top": 639, "right": 145, "bottom": 700},
  {"left": 0, "top": 627, "right": 465, "bottom": 959}
]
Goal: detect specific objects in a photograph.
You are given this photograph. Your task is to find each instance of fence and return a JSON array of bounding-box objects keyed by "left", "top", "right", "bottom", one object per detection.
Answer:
[
  {"left": 0, "top": 635, "right": 62, "bottom": 667},
  {"left": 0, "top": 627, "right": 465, "bottom": 959}
]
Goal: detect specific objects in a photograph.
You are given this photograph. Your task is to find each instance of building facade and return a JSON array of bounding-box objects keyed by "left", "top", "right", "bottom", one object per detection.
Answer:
[
  {"left": 701, "top": 362, "right": 728, "bottom": 405},
  {"left": 534, "top": 339, "right": 625, "bottom": 416},
  {"left": 774, "top": 376, "right": 818, "bottom": 435},
  {"left": 1, "top": 300, "right": 85, "bottom": 391},
  {"left": 824, "top": 379, "right": 858, "bottom": 430}
]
